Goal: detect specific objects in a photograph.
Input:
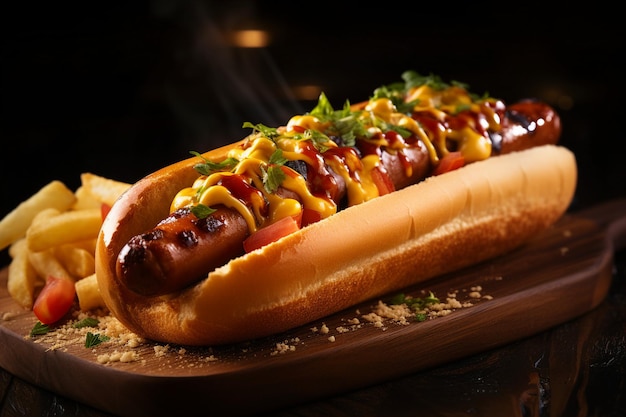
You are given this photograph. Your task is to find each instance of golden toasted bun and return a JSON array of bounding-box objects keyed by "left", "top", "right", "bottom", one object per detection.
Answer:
[{"left": 96, "top": 144, "right": 577, "bottom": 345}]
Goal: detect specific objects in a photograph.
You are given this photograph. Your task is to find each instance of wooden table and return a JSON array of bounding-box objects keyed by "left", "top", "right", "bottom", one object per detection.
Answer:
[{"left": 1, "top": 199, "right": 625, "bottom": 417}]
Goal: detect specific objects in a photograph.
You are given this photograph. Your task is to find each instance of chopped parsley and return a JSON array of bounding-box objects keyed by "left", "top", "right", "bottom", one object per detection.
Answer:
[
  {"left": 73, "top": 317, "right": 100, "bottom": 328},
  {"left": 308, "top": 91, "right": 336, "bottom": 118},
  {"left": 30, "top": 321, "right": 50, "bottom": 336},
  {"left": 242, "top": 121, "right": 279, "bottom": 139},
  {"left": 308, "top": 93, "right": 360, "bottom": 148},
  {"left": 269, "top": 148, "right": 288, "bottom": 166},
  {"left": 191, "top": 203, "right": 216, "bottom": 219},
  {"left": 370, "top": 70, "right": 451, "bottom": 112},
  {"left": 391, "top": 291, "right": 440, "bottom": 321},
  {"left": 298, "top": 128, "right": 335, "bottom": 152},
  {"left": 85, "top": 332, "right": 110, "bottom": 348},
  {"left": 403, "top": 71, "right": 456, "bottom": 91},
  {"left": 262, "top": 149, "right": 287, "bottom": 193},
  {"left": 30, "top": 320, "right": 111, "bottom": 349},
  {"left": 190, "top": 151, "right": 238, "bottom": 176},
  {"left": 371, "top": 70, "right": 489, "bottom": 114}
]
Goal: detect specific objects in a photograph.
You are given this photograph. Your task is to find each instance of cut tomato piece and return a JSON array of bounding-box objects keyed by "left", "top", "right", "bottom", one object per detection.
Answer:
[
  {"left": 33, "top": 275, "right": 76, "bottom": 324},
  {"left": 301, "top": 208, "right": 322, "bottom": 227},
  {"left": 100, "top": 202, "right": 112, "bottom": 222},
  {"left": 243, "top": 215, "right": 301, "bottom": 253},
  {"left": 433, "top": 151, "right": 465, "bottom": 176}
]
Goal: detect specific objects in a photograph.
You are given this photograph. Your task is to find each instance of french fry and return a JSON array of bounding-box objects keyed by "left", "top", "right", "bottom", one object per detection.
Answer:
[
  {"left": 67, "top": 238, "right": 98, "bottom": 254},
  {"left": 8, "top": 235, "right": 30, "bottom": 259},
  {"left": 9, "top": 238, "right": 28, "bottom": 258},
  {"left": 79, "top": 172, "right": 131, "bottom": 207},
  {"left": 0, "top": 181, "right": 76, "bottom": 251},
  {"left": 54, "top": 244, "right": 96, "bottom": 279},
  {"left": 29, "top": 207, "right": 62, "bottom": 230},
  {"left": 75, "top": 273, "right": 105, "bottom": 311},
  {"left": 26, "top": 208, "right": 102, "bottom": 252},
  {"left": 28, "top": 248, "right": 72, "bottom": 281},
  {"left": 7, "top": 239, "right": 41, "bottom": 309},
  {"left": 72, "top": 186, "right": 103, "bottom": 210},
  {"left": 3, "top": 173, "right": 130, "bottom": 312}
]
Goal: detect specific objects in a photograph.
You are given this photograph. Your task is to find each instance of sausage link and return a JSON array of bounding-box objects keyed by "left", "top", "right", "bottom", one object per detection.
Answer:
[
  {"left": 117, "top": 207, "right": 248, "bottom": 296},
  {"left": 494, "top": 100, "right": 561, "bottom": 154},
  {"left": 380, "top": 141, "right": 431, "bottom": 191}
]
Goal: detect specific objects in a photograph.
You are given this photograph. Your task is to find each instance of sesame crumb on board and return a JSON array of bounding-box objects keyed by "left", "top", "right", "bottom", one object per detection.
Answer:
[
  {"left": 303, "top": 284, "right": 493, "bottom": 341},
  {"left": 358, "top": 285, "right": 492, "bottom": 332},
  {"left": 26, "top": 309, "right": 224, "bottom": 367},
  {"left": 28, "top": 309, "right": 149, "bottom": 363},
  {"left": 270, "top": 337, "right": 301, "bottom": 355},
  {"left": 22, "top": 282, "right": 493, "bottom": 361}
]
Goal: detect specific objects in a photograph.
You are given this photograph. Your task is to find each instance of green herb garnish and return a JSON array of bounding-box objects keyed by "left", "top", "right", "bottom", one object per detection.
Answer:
[
  {"left": 370, "top": 70, "right": 490, "bottom": 114},
  {"left": 30, "top": 321, "right": 50, "bottom": 336},
  {"left": 242, "top": 121, "right": 280, "bottom": 140},
  {"left": 85, "top": 332, "right": 110, "bottom": 348},
  {"left": 455, "top": 103, "right": 472, "bottom": 114},
  {"left": 415, "top": 313, "right": 428, "bottom": 322},
  {"left": 391, "top": 291, "right": 440, "bottom": 321},
  {"left": 73, "top": 317, "right": 100, "bottom": 329},
  {"left": 191, "top": 203, "right": 216, "bottom": 219},
  {"left": 308, "top": 93, "right": 362, "bottom": 148},
  {"left": 269, "top": 148, "right": 288, "bottom": 166},
  {"left": 308, "top": 91, "right": 335, "bottom": 117},
  {"left": 262, "top": 149, "right": 287, "bottom": 193},
  {"left": 190, "top": 151, "right": 238, "bottom": 176},
  {"left": 403, "top": 71, "right": 452, "bottom": 91}
]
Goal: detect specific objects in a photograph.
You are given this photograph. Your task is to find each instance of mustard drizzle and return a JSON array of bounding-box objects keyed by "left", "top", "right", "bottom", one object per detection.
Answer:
[{"left": 170, "top": 79, "right": 503, "bottom": 235}]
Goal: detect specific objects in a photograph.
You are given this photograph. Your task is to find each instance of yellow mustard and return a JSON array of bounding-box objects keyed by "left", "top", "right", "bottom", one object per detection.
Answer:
[{"left": 170, "top": 82, "right": 502, "bottom": 236}]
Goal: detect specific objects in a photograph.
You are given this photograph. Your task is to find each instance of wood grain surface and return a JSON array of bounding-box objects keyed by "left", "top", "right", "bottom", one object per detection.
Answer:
[{"left": 1, "top": 199, "right": 625, "bottom": 417}]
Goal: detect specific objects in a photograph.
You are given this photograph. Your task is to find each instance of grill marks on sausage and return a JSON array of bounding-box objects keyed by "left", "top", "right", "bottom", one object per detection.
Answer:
[
  {"left": 177, "top": 229, "right": 198, "bottom": 248},
  {"left": 117, "top": 207, "right": 248, "bottom": 296},
  {"left": 165, "top": 208, "right": 229, "bottom": 246},
  {"left": 196, "top": 214, "right": 227, "bottom": 234},
  {"left": 498, "top": 100, "right": 561, "bottom": 155}
]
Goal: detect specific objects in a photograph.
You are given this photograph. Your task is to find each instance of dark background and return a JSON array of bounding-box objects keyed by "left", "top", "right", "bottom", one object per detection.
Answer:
[{"left": 2, "top": 2, "right": 624, "bottom": 261}]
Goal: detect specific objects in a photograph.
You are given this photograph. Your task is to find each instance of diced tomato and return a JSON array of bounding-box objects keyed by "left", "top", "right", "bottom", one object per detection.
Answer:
[
  {"left": 301, "top": 208, "right": 322, "bottom": 227},
  {"left": 101, "top": 203, "right": 112, "bottom": 222},
  {"left": 243, "top": 215, "right": 301, "bottom": 253},
  {"left": 433, "top": 151, "right": 465, "bottom": 176},
  {"left": 33, "top": 275, "right": 76, "bottom": 325},
  {"left": 371, "top": 166, "right": 395, "bottom": 196},
  {"left": 291, "top": 210, "right": 303, "bottom": 228}
]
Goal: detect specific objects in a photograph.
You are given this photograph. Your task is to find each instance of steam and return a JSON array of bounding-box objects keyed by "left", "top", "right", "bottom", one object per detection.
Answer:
[{"left": 153, "top": 0, "right": 303, "bottom": 150}]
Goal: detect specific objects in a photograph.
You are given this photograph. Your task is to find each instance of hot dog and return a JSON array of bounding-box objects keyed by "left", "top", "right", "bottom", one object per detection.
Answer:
[
  {"left": 117, "top": 143, "right": 431, "bottom": 297},
  {"left": 95, "top": 71, "right": 576, "bottom": 346}
]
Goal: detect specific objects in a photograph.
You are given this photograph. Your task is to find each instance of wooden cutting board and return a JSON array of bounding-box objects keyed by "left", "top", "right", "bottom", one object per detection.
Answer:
[{"left": 1, "top": 199, "right": 625, "bottom": 417}]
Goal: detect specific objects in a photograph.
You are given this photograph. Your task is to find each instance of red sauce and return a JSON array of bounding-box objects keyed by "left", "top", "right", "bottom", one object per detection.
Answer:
[{"left": 218, "top": 174, "right": 267, "bottom": 217}]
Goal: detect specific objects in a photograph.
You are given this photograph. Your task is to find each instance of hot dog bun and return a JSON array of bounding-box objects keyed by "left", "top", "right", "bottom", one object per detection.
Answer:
[{"left": 96, "top": 143, "right": 576, "bottom": 346}]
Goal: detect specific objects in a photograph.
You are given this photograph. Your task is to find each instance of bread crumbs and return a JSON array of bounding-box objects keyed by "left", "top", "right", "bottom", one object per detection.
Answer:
[
  {"left": 270, "top": 337, "right": 301, "bottom": 355},
  {"left": 360, "top": 286, "right": 491, "bottom": 331},
  {"left": 21, "top": 283, "right": 493, "bottom": 362},
  {"left": 26, "top": 310, "right": 147, "bottom": 363}
]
